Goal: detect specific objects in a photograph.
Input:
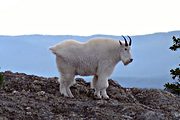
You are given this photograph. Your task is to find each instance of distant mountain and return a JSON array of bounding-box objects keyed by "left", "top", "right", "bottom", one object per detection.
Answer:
[{"left": 0, "top": 31, "right": 180, "bottom": 88}]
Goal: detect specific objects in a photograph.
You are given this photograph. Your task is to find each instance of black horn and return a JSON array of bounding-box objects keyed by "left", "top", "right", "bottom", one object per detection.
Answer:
[
  {"left": 127, "top": 36, "right": 132, "bottom": 46},
  {"left": 122, "top": 35, "right": 128, "bottom": 46}
]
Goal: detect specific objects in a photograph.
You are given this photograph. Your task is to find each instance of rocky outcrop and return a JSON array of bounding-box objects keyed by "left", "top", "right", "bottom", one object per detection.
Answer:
[{"left": 0, "top": 71, "right": 180, "bottom": 120}]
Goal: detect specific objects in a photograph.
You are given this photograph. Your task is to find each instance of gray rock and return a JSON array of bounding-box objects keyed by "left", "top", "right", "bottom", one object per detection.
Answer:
[{"left": 0, "top": 71, "right": 180, "bottom": 120}]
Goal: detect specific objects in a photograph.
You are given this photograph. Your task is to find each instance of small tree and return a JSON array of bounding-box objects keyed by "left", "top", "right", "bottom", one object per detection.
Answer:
[{"left": 164, "top": 36, "right": 180, "bottom": 94}]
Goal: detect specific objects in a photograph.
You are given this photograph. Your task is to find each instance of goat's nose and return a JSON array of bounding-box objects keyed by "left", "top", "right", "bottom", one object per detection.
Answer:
[{"left": 130, "top": 59, "right": 133, "bottom": 62}]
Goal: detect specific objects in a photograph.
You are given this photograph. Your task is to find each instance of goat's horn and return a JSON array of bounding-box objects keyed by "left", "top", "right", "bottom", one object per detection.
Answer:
[
  {"left": 127, "top": 36, "right": 132, "bottom": 46},
  {"left": 122, "top": 35, "right": 128, "bottom": 46}
]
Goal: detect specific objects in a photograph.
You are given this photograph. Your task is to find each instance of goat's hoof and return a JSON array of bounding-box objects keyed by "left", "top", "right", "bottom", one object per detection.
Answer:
[
  {"left": 93, "top": 95, "right": 102, "bottom": 100},
  {"left": 68, "top": 94, "right": 74, "bottom": 98},
  {"left": 103, "top": 95, "right": 110, "bottom": 100},
  {"left": 60, "top": 93, "right": 69, "bottom": 97}
]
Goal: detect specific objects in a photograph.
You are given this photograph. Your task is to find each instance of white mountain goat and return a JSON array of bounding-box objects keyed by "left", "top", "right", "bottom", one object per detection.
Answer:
[{"left": 49, "top": 36, "right": 133, "bottom": 99}]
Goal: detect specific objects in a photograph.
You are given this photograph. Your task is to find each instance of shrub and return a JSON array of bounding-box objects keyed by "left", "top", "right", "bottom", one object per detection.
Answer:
[
  {"left": 164, "top": 36, "right": 180, "bottom": 95},
  {"left": 0, "top": 70, "right": 3, "bottom": 87}
]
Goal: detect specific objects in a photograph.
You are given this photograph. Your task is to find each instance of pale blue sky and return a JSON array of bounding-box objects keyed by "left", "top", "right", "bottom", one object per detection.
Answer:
[{"left": 0, "top": 0, "right": 179, "bottom": 35}]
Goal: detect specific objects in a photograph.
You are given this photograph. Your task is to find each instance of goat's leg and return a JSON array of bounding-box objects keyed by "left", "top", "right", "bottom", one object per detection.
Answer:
[
  {"left": 59, "top": 77, "right": 68, "bottom": 97},
  {"left": 59, "top": 73, "right": 75, "bottom": 97},
  {"left": 91, "top": 75, "right": 98, "bottom": 89},
  {"left": 96, "top": 75, "right": 109, "bottom": 99}
]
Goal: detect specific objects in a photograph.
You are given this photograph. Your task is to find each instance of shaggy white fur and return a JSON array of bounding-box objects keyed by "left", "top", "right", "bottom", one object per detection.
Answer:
[{"left": 50, "top": 38, "right": 132, "bottom": 99}]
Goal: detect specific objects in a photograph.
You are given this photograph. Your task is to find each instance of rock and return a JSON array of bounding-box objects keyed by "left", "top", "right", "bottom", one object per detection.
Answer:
[
  {"left": 0, "top": 71, "right": 180, "bottom": 120},
  {"left": 26, "top": 112, "right": 32, "bottom": 115},
  {"left": 0, "top": 117, "right": 8, "bottom": 120},
  {"left": 12, "top": 90, "right": 19, "bottom": 94},
  {"left": 37, "top": 91, "right": 46, "bottom": 96},
  {"left": 136, "top": 111, "right": 165, "bottom": 120}
]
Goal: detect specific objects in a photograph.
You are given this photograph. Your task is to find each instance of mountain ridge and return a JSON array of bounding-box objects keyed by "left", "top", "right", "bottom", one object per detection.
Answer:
[{"left": 0, "top": 30, "right": 179, "bottom": 37}]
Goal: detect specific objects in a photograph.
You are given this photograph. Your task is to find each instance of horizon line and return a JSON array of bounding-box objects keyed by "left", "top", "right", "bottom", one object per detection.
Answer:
[{"left": 0, "top": 30, "right": 179, "bottom": 37}]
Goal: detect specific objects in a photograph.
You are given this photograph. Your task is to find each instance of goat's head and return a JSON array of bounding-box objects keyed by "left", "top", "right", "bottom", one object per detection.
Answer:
[{"left": 119, "top": 36, "right": 133, "bottom": 65}]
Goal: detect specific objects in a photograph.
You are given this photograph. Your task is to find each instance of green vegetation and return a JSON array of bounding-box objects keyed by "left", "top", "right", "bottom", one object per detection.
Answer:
[
  {"left": 164, "top": 36, "right": 180, "bottom": 95},
  {"left": 0, "top": 68, "right": 3, "bottom": 87}
]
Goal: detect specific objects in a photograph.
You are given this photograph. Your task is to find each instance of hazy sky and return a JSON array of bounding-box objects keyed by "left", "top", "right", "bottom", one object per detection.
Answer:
[{"left": 0, "top": 0, "right": 179, "bottom": 35}]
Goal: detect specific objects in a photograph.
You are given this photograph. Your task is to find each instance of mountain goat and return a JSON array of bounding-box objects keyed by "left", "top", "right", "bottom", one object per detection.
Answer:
[{"left": 50, "top": 36, "right": 133, "bottom": 99}]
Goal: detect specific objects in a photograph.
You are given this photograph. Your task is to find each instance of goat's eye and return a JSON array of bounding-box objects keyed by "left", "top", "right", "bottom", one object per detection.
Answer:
[{"left": 125, "top": 48, "right": 127, "bottom": 51}]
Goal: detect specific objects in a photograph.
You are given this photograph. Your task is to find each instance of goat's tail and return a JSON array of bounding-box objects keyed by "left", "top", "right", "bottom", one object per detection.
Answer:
[{"left": 49, "top": 46, "right": 56, "bottom": 54}]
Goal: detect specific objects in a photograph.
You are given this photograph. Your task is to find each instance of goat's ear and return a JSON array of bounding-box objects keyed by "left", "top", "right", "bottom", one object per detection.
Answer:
[{"left": 119, "top": 40, "right": 122, "bottom": 45}]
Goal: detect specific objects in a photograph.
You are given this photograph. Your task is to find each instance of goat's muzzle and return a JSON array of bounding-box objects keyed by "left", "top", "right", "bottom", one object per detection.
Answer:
[{"left": 124, "top": 59, "right": 133, "bottom": 65}]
